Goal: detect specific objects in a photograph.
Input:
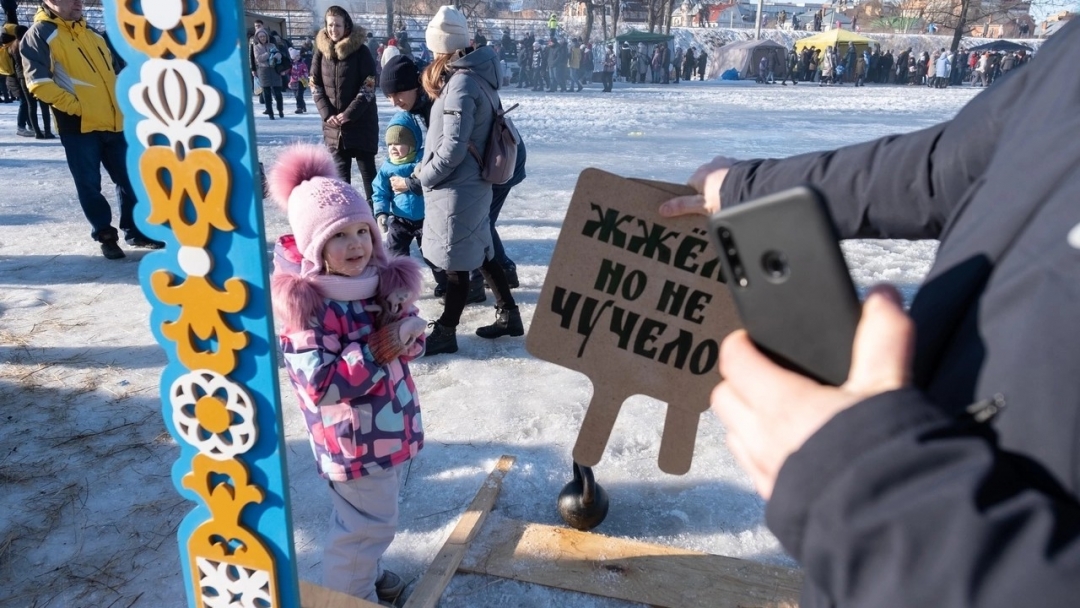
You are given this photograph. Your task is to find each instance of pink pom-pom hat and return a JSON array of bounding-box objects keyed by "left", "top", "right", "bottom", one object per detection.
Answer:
[{"left": 266, "top": 144, "right": 385, "bottom": 278}]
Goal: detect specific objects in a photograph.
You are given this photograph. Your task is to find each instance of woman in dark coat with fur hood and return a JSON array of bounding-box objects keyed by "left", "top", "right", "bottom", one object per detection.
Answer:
[{"left": 311, "top": 5, "right": 379, "bottom": 202}]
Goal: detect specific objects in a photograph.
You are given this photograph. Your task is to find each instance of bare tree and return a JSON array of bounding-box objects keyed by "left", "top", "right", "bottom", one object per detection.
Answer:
[
  {"left": 646, "top": 0, "right": 673, "bottom": 32},
  {"left": 886, "top": 0, "right": 1055, "bottom": 50},
  {"left": 394, "top": 0, "right": 427, "bottom": 18},
  {"left": 247, "top": 0, "right": 314, "bottom": 10},
  {"left": 385, "top": 0, "right": 394, "bottom": 38},
  {"left": 579, "top": 0, "right": 603, "bottom": 41},
  {"left": 456, "top": 0, "right": 490, "bottom": 22}
]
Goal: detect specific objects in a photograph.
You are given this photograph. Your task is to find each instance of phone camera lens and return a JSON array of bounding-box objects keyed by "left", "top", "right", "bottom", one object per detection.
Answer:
[{"left": 761, "top": 251, "right": 789, "bottom": 282}]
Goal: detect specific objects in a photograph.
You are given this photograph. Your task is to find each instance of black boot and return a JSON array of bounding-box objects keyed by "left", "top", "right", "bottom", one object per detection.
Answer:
[
  {"left": 476, "top": 306, "right": 524, "bottom": 339},
  {"left": 425, "top": 322, "right": 458, "bottom": 355}
]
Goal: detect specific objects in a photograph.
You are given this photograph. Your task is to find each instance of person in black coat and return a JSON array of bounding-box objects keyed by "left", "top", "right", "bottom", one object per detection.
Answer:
[
  {"left": 895, "top": 47, "right": 911, "bottom": 83},
  {"left": 7, "top": 24, "right": 52, "bottom": 137},
  {"left": 682, "top": 47, "right": 696, "bottom": 81},
  {"left": 661, "top": 17, "right": 1080, "bottom": 608},
  {"left": 619, "top": 41, "right": 633, "bottom": 81},
  {"left": 2, "top": 0, "right": 16, "bottom": 24},
  {"left": 843, "top": 42, "right": 856, "bottom": 82},
  {"left": 311, "top": 5, "right": 379, "bottom": 202}
]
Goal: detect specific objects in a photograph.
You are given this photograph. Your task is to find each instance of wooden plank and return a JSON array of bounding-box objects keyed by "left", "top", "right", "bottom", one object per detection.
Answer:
[
  {"left": 459, "top": 516, "right": 803, "bottom": 608},
  {"left": 402, "top": 455, "right": 516, "bottom": 608},
  {"left": 299, "top": 580, "right": 383, "bottom": 608}
]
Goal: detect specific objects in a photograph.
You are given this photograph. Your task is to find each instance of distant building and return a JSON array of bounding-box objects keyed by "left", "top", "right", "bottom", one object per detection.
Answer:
[
  {"left": 1039, "top": 10, "right": 1075, "bottom": 37},
  {"left": 897, "top": 0, "right": 1034, "bottom": 37},
  {"left": 670, "top": 1, "right": 832, "bottom": 28}
]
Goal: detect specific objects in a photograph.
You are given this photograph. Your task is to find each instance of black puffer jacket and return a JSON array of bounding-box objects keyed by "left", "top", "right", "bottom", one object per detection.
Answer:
[{"left": 310, "top": 27, "right": 378, "bottom": 154}]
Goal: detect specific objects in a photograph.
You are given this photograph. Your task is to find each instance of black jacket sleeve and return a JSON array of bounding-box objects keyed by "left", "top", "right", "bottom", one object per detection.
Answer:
[
  {"left": 718, "top": 60, "right": 1031, "bottom": 240},
  {"left": 768, "top": 389, "right": 1080, "bottom": 608},
  {"left": 736, "top": 19, "right": 1080, "bottom": 608},
  {"left": 340, "top": 45, "right": 377, "bottom": 124}
]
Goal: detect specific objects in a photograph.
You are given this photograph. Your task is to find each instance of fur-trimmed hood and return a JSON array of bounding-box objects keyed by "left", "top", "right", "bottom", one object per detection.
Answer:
[{"left": 315, "top": 26, "right": 367, "bottom": 61}]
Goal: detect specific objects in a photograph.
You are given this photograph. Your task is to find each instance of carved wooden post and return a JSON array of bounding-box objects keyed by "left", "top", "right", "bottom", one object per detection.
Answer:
[{"left": 104, "top": 2, "right": 301, "bottom": 606}]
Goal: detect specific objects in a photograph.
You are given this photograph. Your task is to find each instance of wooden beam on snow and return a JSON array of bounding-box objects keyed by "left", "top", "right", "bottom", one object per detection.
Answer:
[
  {"left": 459, "top": 516, "right": 803, "bottom": 608},
  {"left": 299, "top": 580, "right": 382, "bottom": 608},
  {"left": 402, "top": 455, "right": 516, "bottom": 608}
]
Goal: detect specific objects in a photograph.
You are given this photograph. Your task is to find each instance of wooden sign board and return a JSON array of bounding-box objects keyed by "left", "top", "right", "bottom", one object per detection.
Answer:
[{"left": 527, "top": 169, "right": 742, "bottom": 474}]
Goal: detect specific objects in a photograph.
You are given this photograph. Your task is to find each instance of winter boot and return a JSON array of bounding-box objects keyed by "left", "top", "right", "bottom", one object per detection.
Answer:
[
  {"left": 125, "top": 230, "right": 166, "bottom": 249},
  {"left": 375, "top": 570, "right": 406, "bottom": 605},
  {"left": 476, "top": 306, "right": 524, "bottom": 339},
  {"left": 425, "top": 322, "right": 458, "bottom": 355},
  {"left": 100, "top": 235, "right": 125, "bottom": 260}
]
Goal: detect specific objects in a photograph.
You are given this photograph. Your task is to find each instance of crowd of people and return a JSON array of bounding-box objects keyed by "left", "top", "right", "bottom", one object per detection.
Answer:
[
  {"left": 621, "top": 41, "right": 709, "bottom": 84},
  {"left": 513, "top": 33, "right": 594, "bottom": 92},
  {"left": 2, "top": 21, "right": 53, "bottom": 138},
  {"left": 753, "top": 40, "right": 1031, "bottom": 88}
]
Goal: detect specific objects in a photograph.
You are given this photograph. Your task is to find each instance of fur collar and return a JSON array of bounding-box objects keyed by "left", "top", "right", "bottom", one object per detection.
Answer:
[{"left": 315, "top": 27, "right": 367, "bottom": 61}]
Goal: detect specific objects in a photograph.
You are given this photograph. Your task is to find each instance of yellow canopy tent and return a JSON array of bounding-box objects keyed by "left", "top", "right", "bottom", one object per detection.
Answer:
[{"left": 794, "top": 29, "right": 874, "bottom": 55}]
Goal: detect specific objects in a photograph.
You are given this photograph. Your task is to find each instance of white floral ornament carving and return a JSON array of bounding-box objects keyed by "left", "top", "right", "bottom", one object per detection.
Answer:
[
  {"left": 143, "top": 0, "right": 184, "bottom": 31},
  {"left": 172, "top": 370, "right": 257, "bottom": 459},
  {"left": 196, "top": 557, "right": 273, "bottom": 608},
  {"left": 131, "top": 59, "right": 224, "bottom": 153}
]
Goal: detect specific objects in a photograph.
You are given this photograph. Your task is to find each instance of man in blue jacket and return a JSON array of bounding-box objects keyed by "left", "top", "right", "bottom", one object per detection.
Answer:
[{"left": 662, "top": 17, "right": 1080, "bottom": 607}]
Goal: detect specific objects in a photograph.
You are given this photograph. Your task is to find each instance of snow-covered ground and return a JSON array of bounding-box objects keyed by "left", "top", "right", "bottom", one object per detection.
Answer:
[{"left": 0, "top": 79, "right": 975, "bottom": 607}]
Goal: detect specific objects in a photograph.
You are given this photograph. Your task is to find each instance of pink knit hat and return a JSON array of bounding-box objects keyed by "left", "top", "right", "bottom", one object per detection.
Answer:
[{"left": 267, "top": 144, "right": 386, "bottom": 278}]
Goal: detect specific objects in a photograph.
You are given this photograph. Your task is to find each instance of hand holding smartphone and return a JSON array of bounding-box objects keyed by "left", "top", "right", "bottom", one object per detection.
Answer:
[{"left": 708, "top": 186, "right": 860, "bottom": 386}]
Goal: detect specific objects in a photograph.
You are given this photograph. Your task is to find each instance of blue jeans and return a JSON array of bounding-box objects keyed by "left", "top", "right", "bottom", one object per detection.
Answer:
[
  {"left": 468, "top": 179, "right": 517, "bottom": 284},
  {"left": 58, "top": 130, "right": 138, "bottom": 242},
  {"left": 384, "top": 215, "right": 445, "bottom": 287},
  {"left": 487, "top": 181, "right": 514, "bottom": 269}
]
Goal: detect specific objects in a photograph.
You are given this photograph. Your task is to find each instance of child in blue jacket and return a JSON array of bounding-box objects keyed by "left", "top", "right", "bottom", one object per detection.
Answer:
[{"left": 372, "top": 112, "right": 428, "bottom": 264}]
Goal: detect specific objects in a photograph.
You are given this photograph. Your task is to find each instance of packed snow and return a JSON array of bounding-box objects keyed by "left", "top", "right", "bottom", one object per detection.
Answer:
[{"left": 0, "top": 78, "right": 977, "bottom": 606}]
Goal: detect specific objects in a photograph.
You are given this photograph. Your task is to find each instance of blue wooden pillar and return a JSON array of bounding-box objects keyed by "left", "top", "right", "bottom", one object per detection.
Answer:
[{"left": 104, "top": 2, "right": 301, "bottom": 606}]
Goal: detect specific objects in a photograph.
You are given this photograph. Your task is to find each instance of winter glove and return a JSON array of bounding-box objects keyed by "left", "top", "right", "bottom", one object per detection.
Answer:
[
  {"left": 377, "top": 214, "right": 389, "bottom": 234},
  {"left": 368, "top": 316, "right": 427, "bottom": 365}
]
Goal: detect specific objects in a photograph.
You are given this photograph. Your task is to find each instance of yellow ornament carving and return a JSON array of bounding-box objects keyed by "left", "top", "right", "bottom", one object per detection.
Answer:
[
  {"left": 117, "top": 0, "right": 216, "bottom": 60},
  {"left": 183, "top": 454, "right": 278, "bottom": 607},
  {"left": 152, "top": 272, "right": 249, "bottom": 375},
  {"left": 143, "top": 147, "right": 233, "bottom": 247}
]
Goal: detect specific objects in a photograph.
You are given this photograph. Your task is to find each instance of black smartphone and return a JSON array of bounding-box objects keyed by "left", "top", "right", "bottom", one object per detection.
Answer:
[{"left": 708, "top": 185, "right": 860, "bottom": 386}]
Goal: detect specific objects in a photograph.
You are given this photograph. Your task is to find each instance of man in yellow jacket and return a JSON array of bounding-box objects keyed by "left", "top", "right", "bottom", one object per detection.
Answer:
[{"left": 20, "top": 0, "right": 162, "bottom": 259}]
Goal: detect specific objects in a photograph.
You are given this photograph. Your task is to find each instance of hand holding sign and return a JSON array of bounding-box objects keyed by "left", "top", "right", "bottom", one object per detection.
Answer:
[{"left": 526, "top": 169, "right": 743, "bottom": 474}]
